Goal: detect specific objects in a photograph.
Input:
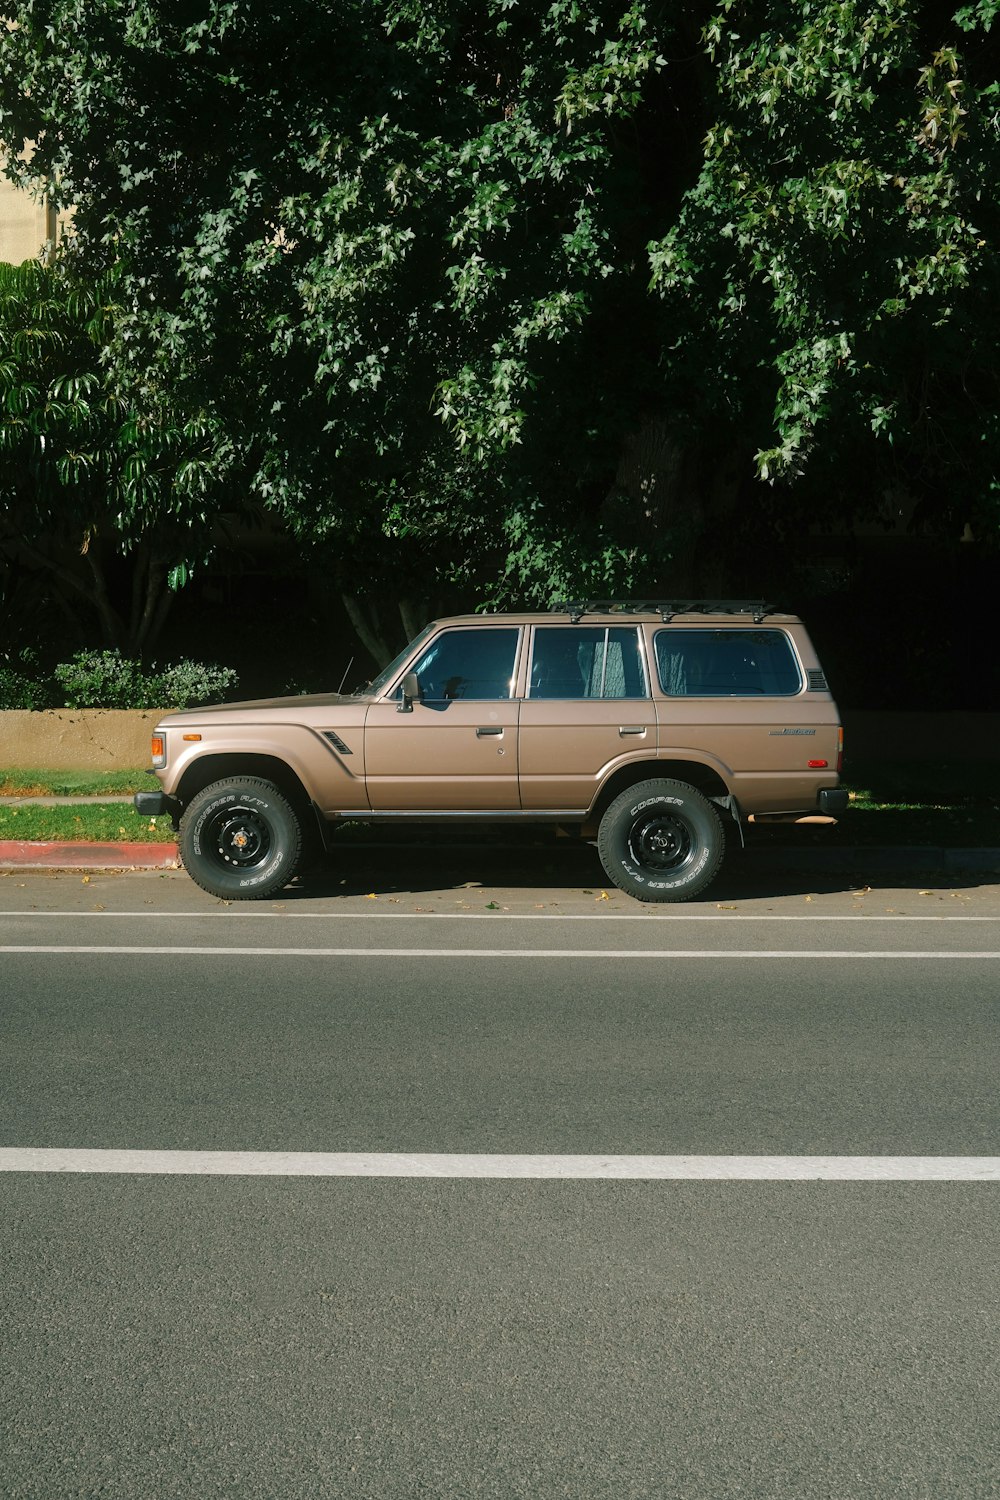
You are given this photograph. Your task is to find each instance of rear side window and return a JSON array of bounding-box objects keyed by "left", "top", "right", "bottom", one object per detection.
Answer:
[
  {"left": 655, "top": 629, "right": 801, "bottom": 697},
  {"left": 404, "top": 627, "right": 520, "bottom": 700},
  {"left": 529, "top": 626, "right": 648, "bottom": 699}
]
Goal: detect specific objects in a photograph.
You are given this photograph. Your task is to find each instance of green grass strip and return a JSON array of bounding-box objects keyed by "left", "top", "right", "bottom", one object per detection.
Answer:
[
  {"left": 0, "top": 769, "right": 151, "bottom": 796},
  {"left": 0, "top": 804, "right": 176, "bottom": 843}
]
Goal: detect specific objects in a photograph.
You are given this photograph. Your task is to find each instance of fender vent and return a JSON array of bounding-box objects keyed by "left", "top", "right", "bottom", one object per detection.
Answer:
[
  {"left": 807, "top": 669, "right": 829, "bottom": 692},
  {"left": 323, "top": 731, "right": 353, "bottom": 755}
]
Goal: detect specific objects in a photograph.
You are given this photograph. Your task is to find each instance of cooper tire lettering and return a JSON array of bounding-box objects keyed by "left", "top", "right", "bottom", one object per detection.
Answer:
[{"left": 598, "top": 778, "right": 725, "bottom": 904}]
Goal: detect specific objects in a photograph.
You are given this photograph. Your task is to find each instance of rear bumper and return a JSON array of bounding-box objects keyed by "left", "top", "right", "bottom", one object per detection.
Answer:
[
  {"left": 746, "top": 787, "right": 851, "bottom": 826},
  {"left": 818, "top": 788, "right": 850, "bottom": 816}
]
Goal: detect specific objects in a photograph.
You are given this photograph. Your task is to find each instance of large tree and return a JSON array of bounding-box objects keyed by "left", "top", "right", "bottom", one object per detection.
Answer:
[
  {"left": 0, "top": 1, "right": 704, "bottom": 632},
  {"left": 1, "top": 1, "right": 998, "bottom": 646},
  {"left": 0, "top": 259, "right": 238, "bottom": 652}
]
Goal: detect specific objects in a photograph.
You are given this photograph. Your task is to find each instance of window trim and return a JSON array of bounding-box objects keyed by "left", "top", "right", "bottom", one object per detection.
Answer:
[
  {"left": 653, "top": 626, "right": 804, "bottom": 698},
  {"left": 526, "top": 624, "right": 649, "bottom": 701}
]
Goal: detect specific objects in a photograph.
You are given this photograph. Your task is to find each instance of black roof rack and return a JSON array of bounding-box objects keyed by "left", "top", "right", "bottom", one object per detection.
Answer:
[{"left": 553, "top": 599, "right": 775, "bottom": 624}]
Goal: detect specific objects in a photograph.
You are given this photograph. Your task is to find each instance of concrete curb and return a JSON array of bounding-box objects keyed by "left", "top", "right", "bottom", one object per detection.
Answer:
[
  {"left": 0, "top": 842, "right": 180, "bottom": 870},
  {"left": 1, "top": 841, "right": 998, "bottom": 876}
]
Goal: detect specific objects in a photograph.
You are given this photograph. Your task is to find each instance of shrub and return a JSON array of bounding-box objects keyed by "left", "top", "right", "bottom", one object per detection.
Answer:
[
  {"left": 52, "top": 649, "right": 238, "bottom": 709},
  {"left": 54, "top": 650, "right": 150, "bottom": 708},
  {"left": 153, "top": 660, "right": 239, "bottom": 709},
  {"left": 0, "top": 666, "right": 50, "bottom": 709},
  {"left": 0, "top": 648, "right": 52, "bottom": 709}
]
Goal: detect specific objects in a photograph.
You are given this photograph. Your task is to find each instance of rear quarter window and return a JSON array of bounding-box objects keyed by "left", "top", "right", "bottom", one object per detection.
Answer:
[{"left": 654, "top": 629, "right": 802, "bottom": 696}]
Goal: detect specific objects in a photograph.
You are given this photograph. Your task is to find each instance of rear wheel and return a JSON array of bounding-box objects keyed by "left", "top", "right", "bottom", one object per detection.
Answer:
[
  {"left": 597, "top": 778, "right": 725, "bottom": 902},
  {"left": 179, "top": 777, "right": 303, "bottom": 900}
]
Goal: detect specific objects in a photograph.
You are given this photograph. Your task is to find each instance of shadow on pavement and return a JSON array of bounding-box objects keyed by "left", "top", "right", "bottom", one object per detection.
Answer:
[{"left": 278, "top": 836, "right": 998, "bottom": 904}]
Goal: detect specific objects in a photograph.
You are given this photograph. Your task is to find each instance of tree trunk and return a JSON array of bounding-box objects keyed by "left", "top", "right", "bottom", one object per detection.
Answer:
[
  {"left": 397, "top": 597, "right": 430, "bottom": 644},
  {"left": 341, "top": 594, "right": 398, "bottom": 669},
  {"left": 132, "top": 553, "right": 173, "bottom": 654},
  {"left": 83, "top": 538, "right": 127, "bottom": 650}
]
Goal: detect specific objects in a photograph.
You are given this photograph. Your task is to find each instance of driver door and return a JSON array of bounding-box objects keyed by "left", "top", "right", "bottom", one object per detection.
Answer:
[{"left": 364, "top": 626, "right": 522, "bottom": 809}]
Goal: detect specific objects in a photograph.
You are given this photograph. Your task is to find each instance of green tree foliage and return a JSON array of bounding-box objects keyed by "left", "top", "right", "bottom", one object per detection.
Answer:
[
  {"left": 1, "top": 2, "right": 998, "bottom": 629},
  {"left": 649, "top": 0, "right": 1000, "bottom": 547},
  {"left": 0, "top": 260, "right": 238, "bottom": 651},
  {"left": 0, "top": 1, "right": 694, "bottom": 619}
]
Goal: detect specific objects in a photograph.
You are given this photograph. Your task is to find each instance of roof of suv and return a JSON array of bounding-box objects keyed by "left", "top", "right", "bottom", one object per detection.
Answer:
[{"left": 439, "top": 603, "right": 800, "bottom": 627}]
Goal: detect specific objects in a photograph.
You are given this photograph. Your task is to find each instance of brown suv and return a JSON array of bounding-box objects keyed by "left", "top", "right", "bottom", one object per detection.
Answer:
[{"left": 135, "top": 600, "right": 847, "bottom": 902}]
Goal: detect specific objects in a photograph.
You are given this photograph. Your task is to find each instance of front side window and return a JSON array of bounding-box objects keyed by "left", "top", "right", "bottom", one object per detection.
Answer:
[
  {"left": 404, "top": 627, "right": 520, "bottom": 701},
  {"left": 529, "top": 626, "right": 648, "bottom": 700},
  {"left": 655, "top": 629, "right": 802, "bottom": 696}
]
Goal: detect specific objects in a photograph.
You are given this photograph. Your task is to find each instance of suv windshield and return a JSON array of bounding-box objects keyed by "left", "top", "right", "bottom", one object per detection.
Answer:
[{"left": 351, "top": 625, "right": 435, "bottom": 697}]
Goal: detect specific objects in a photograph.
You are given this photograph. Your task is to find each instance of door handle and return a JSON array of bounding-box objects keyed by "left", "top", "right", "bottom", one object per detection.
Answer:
[
  {"left": 476, "top": 726, "right": 504, "bottom": 737},
  {"left": 618, "top": 725, "right": 647, "bottom": 736}
]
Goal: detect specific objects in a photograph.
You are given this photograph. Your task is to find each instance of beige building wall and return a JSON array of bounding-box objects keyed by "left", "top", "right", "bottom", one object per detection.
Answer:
[{"left": 0, "top": 156, "right": 59, "bottom": 264}]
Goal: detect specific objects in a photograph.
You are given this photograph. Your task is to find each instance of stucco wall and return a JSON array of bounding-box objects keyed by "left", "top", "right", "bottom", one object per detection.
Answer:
[
  {"left": 0, "top": 156, "right": 58, "bottom": 264},
  {"left": 0, "top": 710, "right": 162, "bottom": 771}
]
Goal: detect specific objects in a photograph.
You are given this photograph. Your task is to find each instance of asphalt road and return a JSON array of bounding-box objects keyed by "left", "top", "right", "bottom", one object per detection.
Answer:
[{"left": 1, "top": 868, "right": 998, "bottom": 1499}]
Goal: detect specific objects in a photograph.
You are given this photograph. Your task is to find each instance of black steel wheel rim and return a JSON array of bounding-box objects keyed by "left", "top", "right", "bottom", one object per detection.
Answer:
[
  {"left": 206, "top": 804, "right": 272, "bottom": 870},
  {"left": 627, "top": 811, "right": 693, "bottom": 873}
]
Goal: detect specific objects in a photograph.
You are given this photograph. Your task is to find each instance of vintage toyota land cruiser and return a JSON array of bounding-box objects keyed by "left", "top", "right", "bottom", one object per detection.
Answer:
[{"left": 135, "top": 600, "right": 847, "bottom": 902}]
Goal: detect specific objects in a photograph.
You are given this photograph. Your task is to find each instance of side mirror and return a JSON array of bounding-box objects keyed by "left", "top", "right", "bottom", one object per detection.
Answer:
[{"left": 398, "top": 671, "right": 420, "bottom": 713}]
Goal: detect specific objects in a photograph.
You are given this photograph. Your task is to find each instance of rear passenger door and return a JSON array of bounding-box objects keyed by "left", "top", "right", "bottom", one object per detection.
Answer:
[{"left": 518, "top": 625, "right": 655, "bottom": 811}]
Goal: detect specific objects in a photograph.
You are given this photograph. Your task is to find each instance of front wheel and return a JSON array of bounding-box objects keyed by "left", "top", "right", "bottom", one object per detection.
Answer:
[
  {"left": 597, "top": 778, "right": 725, "bottom": 903},
  {"left": 179, "top": 777, "right": 303, "bottom": 900}
]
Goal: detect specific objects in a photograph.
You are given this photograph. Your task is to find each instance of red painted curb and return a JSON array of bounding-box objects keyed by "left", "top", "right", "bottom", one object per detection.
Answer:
[{"left": 0, "top": 841, "right": 180, "bottom": 869}]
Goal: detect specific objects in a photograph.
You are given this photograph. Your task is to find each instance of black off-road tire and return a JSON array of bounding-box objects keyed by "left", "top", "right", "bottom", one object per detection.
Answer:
[
  {"left": 179, "top": 777, "right": 303, "bottom": 900},
  {"left": 597, "top": 778, "right": 725, "bottom": 903}
]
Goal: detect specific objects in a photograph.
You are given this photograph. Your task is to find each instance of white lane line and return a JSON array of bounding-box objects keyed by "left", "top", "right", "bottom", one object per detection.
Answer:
[
  {"left": 2, "top": 911, "right": 999, "bottom": 922},
  {"left": 2, "top": 946, "right": 1000, "bottom": 959},
  {"left": 1, "top": 1150, "right": 997, "bottom": 1179}
]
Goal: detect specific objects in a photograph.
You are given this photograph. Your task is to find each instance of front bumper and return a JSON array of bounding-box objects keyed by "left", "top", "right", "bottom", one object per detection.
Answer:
[{"left": 134, "top": 791, "right": 181, "bottom": 823}]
